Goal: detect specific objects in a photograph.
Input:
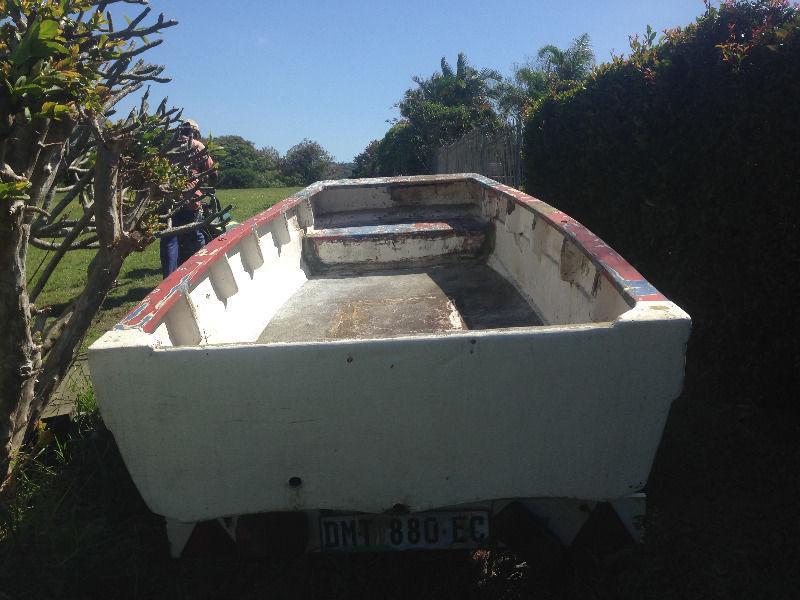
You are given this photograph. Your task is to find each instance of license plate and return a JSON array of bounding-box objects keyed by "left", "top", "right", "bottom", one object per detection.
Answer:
[{"left": 319, "top": 511, "right": 490, "bottom": 552}]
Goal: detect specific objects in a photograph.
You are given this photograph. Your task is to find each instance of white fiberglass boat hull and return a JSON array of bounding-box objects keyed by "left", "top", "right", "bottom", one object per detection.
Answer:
[{"left": 89, "top": 174, "right": 690, "bottom": 530}]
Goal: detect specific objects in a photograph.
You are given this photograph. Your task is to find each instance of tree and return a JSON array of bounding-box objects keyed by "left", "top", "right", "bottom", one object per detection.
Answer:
[
  {"left": 210, "top": 134, "right": 281, "bottom": 188},
  {"left": 536, "top": 33, "right": 595, "bottom": 85},
  {"left": 217, "top": 167, "right": 261, "bottom": 188},
  {"left": 496, "top": 34, "right": 595, "bottom": 124},
  {"left": 327, "top": 161, "right": 354, "bottom": 180},
  {"left": 405, "top": 53, "right": 502, "bottom": 111},
  {"left": 281, "top": 139, "right": 334, "bottom": 185},
  {"left": 351, "top": 139, "right": 380, "bottom": 177},
  {"left": 212, "top": 135, "right": 267, "bottom": 172},
  {"left": 373, "top": 122, "right": 426, "bottom": 176},
  {"left": 0, "top": 1, "right": 215, "bottom": 481},
  {"left": 398, "top": 52, "right": 502, "bottom": 144},
  {"left": 385, "top": 53, "right": 502, "bottom": 174},
  {"left": 496, "top": 64, "right": 549, "bottom": 124}
]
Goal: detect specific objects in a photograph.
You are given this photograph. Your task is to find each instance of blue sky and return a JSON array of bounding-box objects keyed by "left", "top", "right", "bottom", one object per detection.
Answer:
[{"left": 117, "top": 0, "right": 708, "bottom": 161}]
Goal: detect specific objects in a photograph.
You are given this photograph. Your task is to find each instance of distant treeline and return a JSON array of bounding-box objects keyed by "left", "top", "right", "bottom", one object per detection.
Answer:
[{"left": 207, "top": 136, "right": 352, "bottom": 188}]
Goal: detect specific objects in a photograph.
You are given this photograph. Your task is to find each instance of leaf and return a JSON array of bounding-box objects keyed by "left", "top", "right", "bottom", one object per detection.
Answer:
[
  {"left": 0, "top": 180, "right": 32, "bottom": 203},
  {"left": 36, "top": 101, "right": 73, "bottom": 120},
  {"left": 38, "top": 19, "right": 59, "bottom": 40},
  {"left": 9, "top": 21, "right": 36, "bottom": 66},
  {"left": 10, "top": 18, "right": 65, "bottom": 66},
  {"left": 41, "top": 39, "right": 68, "bottom": 55}
]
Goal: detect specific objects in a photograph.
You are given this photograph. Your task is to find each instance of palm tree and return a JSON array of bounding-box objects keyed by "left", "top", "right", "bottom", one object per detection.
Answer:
[
  {"left": 536, "top": 33, "right": 595, "bottom": 82},
  {"left": 409, "top": 52, "right": 502, "bottom": 109},
  {"left": 496, "top": 33, "right": 595, "bottom": 124},
  {"left": 497, "top": 65, "right": 549, "bottom": 124},
  {"left": 392, "top": 53, "right": 502, "bottom": 172}
]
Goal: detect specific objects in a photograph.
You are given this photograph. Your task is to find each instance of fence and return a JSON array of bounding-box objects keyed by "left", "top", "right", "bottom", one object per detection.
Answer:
[{"left": 432, "top": 125, "right": 523, "bottom": 189}]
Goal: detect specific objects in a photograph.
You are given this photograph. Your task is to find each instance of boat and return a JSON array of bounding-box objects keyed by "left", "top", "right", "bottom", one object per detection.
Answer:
[{"left": 88, "top": 174, "right": 690, "bottom": 556}]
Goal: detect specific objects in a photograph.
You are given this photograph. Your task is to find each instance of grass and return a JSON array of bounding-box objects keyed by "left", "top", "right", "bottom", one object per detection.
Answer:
[{"left": 27, "top": 187, "right": 301, "bottom": 350}]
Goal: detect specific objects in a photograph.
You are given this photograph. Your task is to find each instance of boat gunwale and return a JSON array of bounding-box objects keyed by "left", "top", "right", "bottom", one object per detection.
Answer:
[
  {"left": 114, "top": 174, "right": 666, "bottom": 336},
  {"left": 134, "top": 320, "right": 617, "bottom": 355}
]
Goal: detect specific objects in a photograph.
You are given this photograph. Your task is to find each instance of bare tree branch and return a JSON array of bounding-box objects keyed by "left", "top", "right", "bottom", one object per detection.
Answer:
[
  {"left": 35, "top": 227, "right": 82, "bottom": 238},
  {"left": 186, "top": 166, "right": 217, "bottom": 184},
  {"left": 29, "top": 238, "right": 71, "bottom": 250},
  {"left": 33, "top": 218, "right": 81, "bottom": 235},
  {"left": 24, "top": 206, "right": 52, "bottom": 219},
  {"left": 155, "top": 204, "right": 232, "bottom": 238},
  {"left": 117, "top": 38, "right": 167, "bottom": 60},
  {"left": 64, "top": 127, "right": 94, "bottom": 170},
  {"left": 104, "top": 81, "right": 145, "bottom": 109},
  {"left": 0, "top": 163, "right": 26, "bottom": 182},
  {"left": 41, "top": 306, "right": 75, "bottom": 355},
  {"left": 123, "top": 189, "right": 152, "bottom": 230},
  {"left": 39, "top": 185, "right": 57, "bottom": 217},
  {"left": 34, "top": 169, "right": 94, "bottom": 227},
  {"left": 117, "top": 71, "right": 170, "bottom": 83},
  {"left": 92, "top": 10, "right": 177, "bottom": 43},
  {"left": 29, "top": 236, "right": 100, "bottom": 251}
]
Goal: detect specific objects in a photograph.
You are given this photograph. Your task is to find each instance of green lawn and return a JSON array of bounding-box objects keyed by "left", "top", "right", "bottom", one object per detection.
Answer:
[{"left": 27, "top": 187, "right": 301, "bottom": 349}]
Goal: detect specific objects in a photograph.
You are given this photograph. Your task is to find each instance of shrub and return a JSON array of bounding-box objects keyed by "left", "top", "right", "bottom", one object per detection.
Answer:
[
  {"left": 522, "top": 0, "right": 800, "bottom": 413},
  {"left": 352, "top": 140, "right": 380, "bottom": 178},
  {"left": 374, "top": 123, "right": 426, "bottom": 176},
  {"left": 218, "top": 168, "right": 262, "bottom": 189},
  {"left": 281, "top": 139, "right": 335, "bottom": 185}
]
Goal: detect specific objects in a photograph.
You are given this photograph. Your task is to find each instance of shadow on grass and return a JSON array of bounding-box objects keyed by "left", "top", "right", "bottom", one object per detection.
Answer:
[
  {"left": 0, "top": 418, "right": 168, "bottom": 600},
  {"left": 34, "top": 283, "right": 156, "bottom": 321},
  {"left": 124, "top": 267, "right": 161, "bottom": 280},
  {"left": 102, "top": 286, "right": 156, "bottom": 311}
]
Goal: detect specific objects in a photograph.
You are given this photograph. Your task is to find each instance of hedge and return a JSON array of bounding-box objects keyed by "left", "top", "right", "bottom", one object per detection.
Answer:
[{"left": 523, "top": 1, "right": 800, "bottom": 413}]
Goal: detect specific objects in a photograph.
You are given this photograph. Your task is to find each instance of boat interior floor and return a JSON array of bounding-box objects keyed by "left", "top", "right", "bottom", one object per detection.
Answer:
[{"left": 257, "top": 263, "right": 543, "bottom": 344}]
